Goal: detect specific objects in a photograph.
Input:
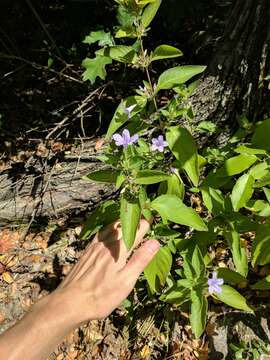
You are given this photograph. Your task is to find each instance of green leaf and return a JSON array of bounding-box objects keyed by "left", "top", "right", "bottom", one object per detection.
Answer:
[
  {"left": 134, "top": 170, "right": 170, "bottom": 184},
  {"left": 96, "top": 45, "right": 136, "bottom": 63},
  {"left": 144, "top": 246, "right": 172, "bottom": 293},
  {"left": 216, "top": 268, "right": 248, "bottom": 287},
  {"left": 204, "top": 154, "right": 258, "bottom": 188},
  {"left": 245, "top": 199, "right": 270, "bottom": 217},
  {"left": 201, "top": 186, "right": 225, "bottom": 215},
  {"left": 263, "top": 187, "right": 270, "bottom": 203},
  {"left": 151, "top": 195, "right": 208, "bottom": 231},
  {"left": 153, "top": 224, "right": 180, "bottom": 239},
  {"left": 225, "top": 213, "right": 257, "bottom": 232},
  {"left": 183, "top": 256, "right": 197, "bottom": 280},
  {"left": 82, "top": 30, "right": 114, "bottom": 47},
  {"left": 138, "top": 187, "right": 152, "bottom": 221},
  {"left": 83, "top": 169, "right": 120, "bottom": 183},
  {"left": 249, "top": 162, "right": 269, "bottom": 180},
  {"left": 166, "top": 173, "right": 185, "bottom": 200},
  {"left": 235, "top": 145, "right": 268, "bottom": 156},
  {"left": 252, "top": 223, "right": 270, "bottom": 266},
  {"left": 217, "top": 154, "right": 258, "bottom": 177},
  {"left": 151, "top": 45, "right": 183, "bottom": 62},
  {"left": 190, "top": 290, "right": 208, "bottom": 338},
  {"left": 197, "top": 121, "right": 217, "bottom": 134},
  {"left": 106, "top": 95, "right": 147, "bottom": 139},
  {"left": 251, "top": 119, "right": 270, "bottom": 151},
  {"left": 231, "top": 173, "right": 254, "bottom": 212},
  {"left": 254, "top": 173, "right": 270, "bottom": 188},
  {"left": 79, "top": 200, "right": 120, "bottom": 240},
  {"left": 136, "top": 0, "right": 156, "bottom": 6},
  {"left": 120, "top": 194, "right": 141, "bottom": 250},
  {"left": 166, "top": 126, "right": 199, "bottom": 186},
  {"left": 160, "top": 285, "right": 190, "bottom": 306},
  {"left": 192, "top": 246, "right": 205, "bottom": 279},
  {"left": 157, "top": 65, "right": 206, "bottom": 91},
  {"left": 141, "top": 0, "right": 162, "bottom": 28},
  {"left": 251, "top": 275, "right": 270, "bottom": 290},
  {"left": 115, "top": 172, "right": 126, "bottom": 189},
  {"left": 224, "top": 230, "right": 248, "bottom": 277},
  {"left": 216, "top": 285, "right": 253, "bottom": 312},
  {"left": 82, "top": 56, "right": 112, "bottom": 84},
  {"left": 47, "top": 57, "right": 53, "bottom": 68}
]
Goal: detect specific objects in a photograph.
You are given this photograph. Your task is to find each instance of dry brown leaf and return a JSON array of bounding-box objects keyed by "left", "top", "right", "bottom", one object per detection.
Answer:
[
  {"left": 95, "top": 138, "right": 105, "bottom": 151},
  {"left": 0, "top": 229, "right": 19, "bottom": 253},
  {"left": 140, "top": 344, "right": 151, "bottom": 359},
  {"left": 34, "top": 235, "right": 48, "bottom": 249},
  {"left": 2, "top": 271, "right": 14, "bottom": 284},
  {"left": 21, "top": 297, "right": 32, "bottom": 310},
  {"left": 0, "top": 263, "right": 5, "bottom": 274},
  {"left": 0, "top": 312, "right": 5, "bottom": 323},
  {"left": 205, "top": 321, "right": 216, "bottom": 336}
]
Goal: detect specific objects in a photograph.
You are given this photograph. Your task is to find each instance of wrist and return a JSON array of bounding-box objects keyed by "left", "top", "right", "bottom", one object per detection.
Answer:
[{"left": 32, "top": 289, "right": 82, "bottom": 333}]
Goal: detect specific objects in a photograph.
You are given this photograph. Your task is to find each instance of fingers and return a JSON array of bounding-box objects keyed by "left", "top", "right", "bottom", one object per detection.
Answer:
[
  {"left": 92, "top": 221, "right": 122, "bottom": 245},
  {"left": 118, "top": 240, "right": 160, "bottom": 288},
  {"left": 131, "top": 218, "right": 151, "bottom": 251}
]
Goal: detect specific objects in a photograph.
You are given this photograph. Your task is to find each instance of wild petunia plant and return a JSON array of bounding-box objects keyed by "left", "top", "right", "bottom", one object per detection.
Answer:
[{"left": 80, "top": 0, "right": 270, "bottom": 339}]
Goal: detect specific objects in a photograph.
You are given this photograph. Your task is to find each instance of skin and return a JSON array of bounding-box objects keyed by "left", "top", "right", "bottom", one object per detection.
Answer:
[{"left": 0, "top": 219, "right": 160, "bottom": 360}]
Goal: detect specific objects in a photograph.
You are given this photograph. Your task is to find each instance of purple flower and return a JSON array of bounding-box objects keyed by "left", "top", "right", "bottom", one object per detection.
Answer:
[
  {"left": 151, "top": 135, "right": 168, "bottom": 152},
  {"left": 112, "top": 129, "right": 138, "bottom": 148},
  {"left": 170, "top": 167, "right": 177, "bottom": 174},
  {"left": 124, "top": 104, "right": 136, "bottom": 119},
  {"left": 208, "top": 272, "right": 224, "bottom": 295},
  {"left": 139, "top": 85, "right": 150, "bottom": 97}
]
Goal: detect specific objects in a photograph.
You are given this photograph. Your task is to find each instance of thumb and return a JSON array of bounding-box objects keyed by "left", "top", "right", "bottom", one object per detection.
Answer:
[{"left": 118, "top": 240, "right": 160, "bottom": 288}]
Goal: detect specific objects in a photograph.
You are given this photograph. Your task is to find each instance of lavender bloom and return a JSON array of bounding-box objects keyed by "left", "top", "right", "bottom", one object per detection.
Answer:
[
  {"left": 151, "top": 135, "right": 168, "bottom": 152},
  {"left": 139, "top": 85, "right": 150, "bottom": 97},
  {"left": 124, "top": 104, "right": 136, "bottom": 119},
  {"left": 139, "top": 85, "right": 146, "bottom": 92},
  {"left": 170, "top": 167, "right": 177, "bottom": 174},
  {"left": 112, "top": 129, "right": 138, "bottom": 148},
  {"left": 208, "top": 272, "right": 224, "bottom": 295}
]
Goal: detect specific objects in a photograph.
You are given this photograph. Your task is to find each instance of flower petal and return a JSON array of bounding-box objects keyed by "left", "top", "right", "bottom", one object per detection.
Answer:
[
  {"left": 112, "top": 134, "right": 124, "bottom": 146},
  {"left": 130, "top": 134, "right": 139, "bottom": 143},
  {"left": 216, "top": 278, "right": 224, "bottom": 285},
  {"left": 122, "top": 129, "right": 131, "bottom": 143}
]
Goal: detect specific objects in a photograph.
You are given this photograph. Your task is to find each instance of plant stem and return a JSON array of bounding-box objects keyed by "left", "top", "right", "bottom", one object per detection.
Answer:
[{"left": 139, "top": 38, "right": 158, "bottom": 111}]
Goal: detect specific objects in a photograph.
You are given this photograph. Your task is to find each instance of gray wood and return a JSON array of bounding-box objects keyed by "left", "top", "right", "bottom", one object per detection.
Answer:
[{"left": 0, "top": 140, "right": 116, "bottom": 224}]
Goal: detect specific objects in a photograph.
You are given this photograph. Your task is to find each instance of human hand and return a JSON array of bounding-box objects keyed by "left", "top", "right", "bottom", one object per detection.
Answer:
[
  {"left": 53, "top": 219, "right": 160, "bottom": 325},
  {"left": 0, "top": 219, "right": 159, "bottom": 360}
]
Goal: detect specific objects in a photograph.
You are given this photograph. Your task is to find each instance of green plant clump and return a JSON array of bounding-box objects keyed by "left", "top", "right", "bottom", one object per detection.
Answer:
[{"left": 80, "top": 0, "right": 270, "bottom": 339}]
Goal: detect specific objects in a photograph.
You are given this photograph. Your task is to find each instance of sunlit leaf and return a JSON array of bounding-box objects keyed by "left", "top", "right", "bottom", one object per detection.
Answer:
[{"left": 82, "top": 56, "right": 112, "bottom": 84}]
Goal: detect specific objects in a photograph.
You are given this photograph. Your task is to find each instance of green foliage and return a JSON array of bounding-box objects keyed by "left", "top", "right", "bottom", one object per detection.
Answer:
[
  {"left": 144, "top": 246, "right": 172, "bottom": 292},
  {"left": 151, "top": 195, "right": 208, "bottom": 231},
  {"left": 82, "top": 30, "right": 115, "bottom": 47},
  {"left": 120, "top": 193, "right": 141, "bottom": 250},
  {"left": 166, "top": 126, "right": 199, "bottom": 186},
  {"left": 82, "top": 56, "right": 112, "bottom": 84},
  {"left": 80, "top": 0, "right": 270, "bottom": 339},
  {"left": 80, "top": 201, "right": 120, "bottom": 240},
  {"left": 251, "top": 119, "right": 270, "bottom": 151},
  {"left": 156, "top": 65, "right": 206, "bottom": 91},
  {"left": 216, "top": 285, "right": 253, "bottom": 312},
  {"left": 151, "top": 45, "right": 183, "bottom": 62}
]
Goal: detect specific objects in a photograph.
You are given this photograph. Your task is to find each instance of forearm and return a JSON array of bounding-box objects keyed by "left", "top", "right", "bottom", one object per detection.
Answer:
[{"left": 0, "top": 290, "right": 79, "bottom": 360}]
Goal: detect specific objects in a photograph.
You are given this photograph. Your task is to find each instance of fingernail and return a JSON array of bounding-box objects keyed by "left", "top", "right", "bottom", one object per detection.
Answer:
[{"left": 146, "top": 240, "right": 160, "bottom": 254}]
